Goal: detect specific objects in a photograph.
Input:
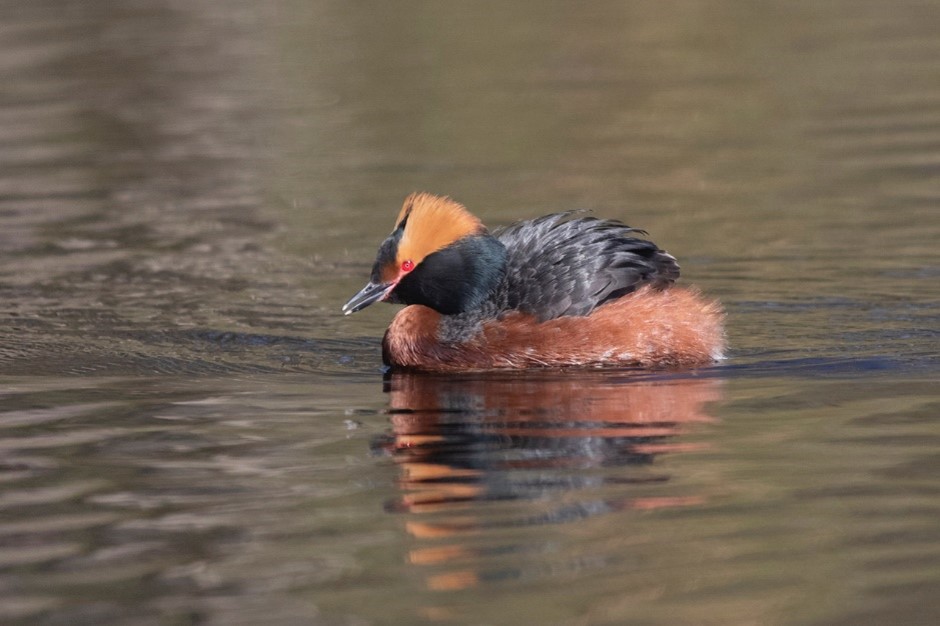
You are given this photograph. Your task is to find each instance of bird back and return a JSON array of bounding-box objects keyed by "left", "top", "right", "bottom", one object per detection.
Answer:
[{"left": 496, "top": 213, "right": 680, "bottom": 321}]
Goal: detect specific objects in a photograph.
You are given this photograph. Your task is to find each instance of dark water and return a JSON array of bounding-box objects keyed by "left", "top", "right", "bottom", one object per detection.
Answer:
[{"left": 2, "top": 1, "right": 939, "bottom": 624}]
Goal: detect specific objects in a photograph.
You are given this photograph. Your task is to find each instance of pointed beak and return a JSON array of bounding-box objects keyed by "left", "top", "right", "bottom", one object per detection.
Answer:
[{"left": 342, "top": 280, "right": 395, "bottom": 315}]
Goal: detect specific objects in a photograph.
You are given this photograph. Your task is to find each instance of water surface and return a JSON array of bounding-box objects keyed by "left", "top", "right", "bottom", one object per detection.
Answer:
[{"left": 1, "top": 1, "right": 939, "bottom": 624}]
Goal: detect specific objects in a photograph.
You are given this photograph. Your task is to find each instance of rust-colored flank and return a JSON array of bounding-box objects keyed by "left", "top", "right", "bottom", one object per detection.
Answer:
[{"left": 383, "top": 286, "right": 725, "bottom": 371}]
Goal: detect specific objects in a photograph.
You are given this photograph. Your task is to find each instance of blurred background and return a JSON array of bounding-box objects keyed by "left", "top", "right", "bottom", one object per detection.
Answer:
[{"left": 1, "top": 1, "right": 938, "bottom": 624}]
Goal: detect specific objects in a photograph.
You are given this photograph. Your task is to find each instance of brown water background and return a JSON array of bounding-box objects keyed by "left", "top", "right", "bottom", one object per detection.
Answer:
[{"left": 1, "top": 1, "right": 939, "bottom": 624}]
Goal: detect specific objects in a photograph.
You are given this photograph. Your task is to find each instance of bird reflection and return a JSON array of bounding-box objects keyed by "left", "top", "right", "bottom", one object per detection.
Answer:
[{"left": 374, "top": 370, "right": 723, "bottom": 593}]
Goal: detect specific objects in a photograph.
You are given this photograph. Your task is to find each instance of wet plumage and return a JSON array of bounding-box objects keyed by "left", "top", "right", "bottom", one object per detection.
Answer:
[{"left": 343, "top": 193, "right": 725, "bottom": 371}]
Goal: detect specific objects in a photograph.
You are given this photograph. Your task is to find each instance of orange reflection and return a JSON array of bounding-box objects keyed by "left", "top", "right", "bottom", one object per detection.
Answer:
[{"left": 377, "top": 370, "right": 724, "bottom": 593}]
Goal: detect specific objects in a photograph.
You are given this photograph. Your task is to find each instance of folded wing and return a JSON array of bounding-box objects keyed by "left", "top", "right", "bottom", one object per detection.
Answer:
[{"left": 496, "top": 212, "right": 680, "bottom": 321}]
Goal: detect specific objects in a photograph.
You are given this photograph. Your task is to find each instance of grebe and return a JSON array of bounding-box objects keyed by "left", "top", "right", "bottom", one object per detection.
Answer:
[{"left": 343, "top": 193, "right": 724, "bottom": 371}]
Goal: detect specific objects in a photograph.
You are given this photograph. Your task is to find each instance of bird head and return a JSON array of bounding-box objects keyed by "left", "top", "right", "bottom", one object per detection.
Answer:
[{"left": 343, "top": 193, "right": 507, "bottom": 316}]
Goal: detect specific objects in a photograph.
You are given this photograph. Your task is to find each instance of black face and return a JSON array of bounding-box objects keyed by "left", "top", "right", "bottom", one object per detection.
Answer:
[
  {"left": 369, "top": 223, "right": 405, "bottom": 284},
  {"left": 389, "top": 235, "right": 508, "bottom": 315},
  {"left": 343, "top": 221, "right": 409, "bottom": 315}
]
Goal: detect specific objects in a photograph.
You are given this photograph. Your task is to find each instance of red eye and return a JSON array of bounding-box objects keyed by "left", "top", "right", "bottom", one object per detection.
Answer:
[{"left": 401, "top": 259, "right": 415, "bottom": 273}]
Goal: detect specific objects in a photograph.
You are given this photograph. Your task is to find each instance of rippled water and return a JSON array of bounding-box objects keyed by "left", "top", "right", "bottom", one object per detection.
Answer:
[{"left": 1, "top": 1, "right": 939, "bottom": 624}]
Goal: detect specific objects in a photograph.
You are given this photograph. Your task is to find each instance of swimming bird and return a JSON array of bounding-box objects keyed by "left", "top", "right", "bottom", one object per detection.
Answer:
[{"left": 343, "top": 193, "right": 724, "bottom": 371}]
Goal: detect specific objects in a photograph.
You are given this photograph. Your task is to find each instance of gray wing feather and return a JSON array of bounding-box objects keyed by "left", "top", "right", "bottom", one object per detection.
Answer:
[{"left": 495, "top": 212, "right": 680, "bottom": 321}]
